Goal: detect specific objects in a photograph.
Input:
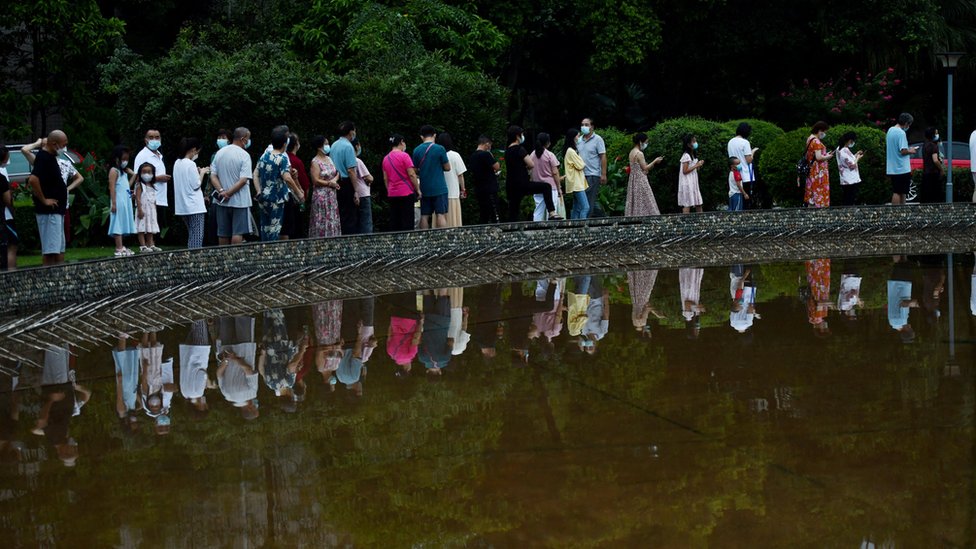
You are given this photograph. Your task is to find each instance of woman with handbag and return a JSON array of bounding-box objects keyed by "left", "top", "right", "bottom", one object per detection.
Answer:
[{"left": 382, "top": 134, "right": 421, "bottom": 231}]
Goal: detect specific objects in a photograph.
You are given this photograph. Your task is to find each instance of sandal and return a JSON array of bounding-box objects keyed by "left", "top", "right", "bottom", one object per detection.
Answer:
[
  {"left": 140, "top": 246, "right": 152, "bottom": 253},
  {"left": 114, "top": 250, "right": 127, "bottom": 257},
  {"left": 150, "top": 246, "right": 162, "bottom": 252}
]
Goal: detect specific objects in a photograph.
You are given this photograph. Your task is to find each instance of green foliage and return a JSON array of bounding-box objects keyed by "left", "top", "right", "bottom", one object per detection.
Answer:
[
  {"left": 759, "top": 124, "right": 888, "bottom": 207},
  {"left": 773, "top": 69, "right": 905, "bottom": 129},
  {"left": 583, "top": 0, "right": 662, "bottom": 71}
]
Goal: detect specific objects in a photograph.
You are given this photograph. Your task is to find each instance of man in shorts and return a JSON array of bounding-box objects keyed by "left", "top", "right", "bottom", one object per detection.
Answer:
[
  {"left": 28, "top": 131, "right": 69, "bottom": 266},
  {"left": 210, "top": 127, "right": 254, "bottom": 245},
  {"left": 886, "top": 113, "right": 918, "bottom": 205},
  {"left": 412, "top": 125, "right": 451, "bottom": 229}
]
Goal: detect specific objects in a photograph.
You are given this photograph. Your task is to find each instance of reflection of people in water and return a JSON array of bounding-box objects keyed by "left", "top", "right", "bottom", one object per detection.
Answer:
[
  {"left": 888, "top": 257, "right": 918, "bottom": 343},
  {"left": 679, "top": 268, "right": 706, "bottom": 339},
  {"left": 358, "top": 297, "right": 378, "bottom": 366},
  {"left": 313, "top": 300, "right": 344, "bottom": 387},
  {"left": 507, "top": 280, "right": 557, "bottom": 363},
  {"left": 568, "top": 276, "right": 609, "bottom": 353},
  {"left": 114, "top": 333, "right": 141, "bottom": 433},
  {"left": 258, "top": 309, "right": 308, "bottom": 413},
  {"left": 35, "top": 345, "right": 79, "bottom": 467},
  {"left": 805, "top": 259, "right": 832, "bottom": 337},
  {"left": 387, "top": 292, "right": 423, "bottom": 376},
  {"left": 470, "top": 283, "right": 504, "bottom": 360},
  {"left": 534, "top": 279, "right": 566, "bottom": 343},
  {"left": 729, "top": 265, "right": 759, "bottom": 333},
  {"left": 216, "top": 316, "right": 259, "bottom": 420},
  {"left": 448, "top": 288, "right": 471, "bottom": 357},
  {"left": 629, "top": 270, "right": 662, "bottom": 338},
  {"left": 917, "top": 255, "right": 945, "bottom": 325},
  {"left": 139, "top": 330, "right": 175, "bottom": 435},
  {"left": 180, "top": 320, "right": 213, "bottom": 420},
  {"left": 837, "top": 261, "right": 863, "bottom": 320},
  {"left": 419, "top": 289, "right": 453, "bottom": 375},
  {"left": 0, "top": 370, "right": 24, "bottom": 464},
  {"left": 972, "top": 253, "right": 976, "bottom": 317}
]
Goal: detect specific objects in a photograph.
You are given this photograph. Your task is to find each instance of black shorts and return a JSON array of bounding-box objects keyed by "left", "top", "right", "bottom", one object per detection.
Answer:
[
  {"left": 889, "top": 173, "right": 912, "bottom": 195},
  {"left": 2, "top": 219, "right": 19, "bottom": 245}
]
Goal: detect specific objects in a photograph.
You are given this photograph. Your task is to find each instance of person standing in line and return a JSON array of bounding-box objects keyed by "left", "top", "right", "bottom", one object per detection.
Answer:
[
  {"left": 563, "top": 129, "right": 589, "bottom": 219},
  {"left": 625, "top": 132, "right": 663, "bottom": 216},
  {"left": 468, "top": 136, "right": 501, "bottom": 224},
  {"left": 0, "top": 148, "right": 18, "bottom": 269},
  {"left": 413, "top": 125, "right": 451, "bottom": 229},
  {"left": 578, "top": 118, "right": 607, "bottom": 217},
  {"left": 727, "top": 123, "right": 759, "bottom": 209},
  {"left": 133, "top": 129, "right": 171, "bottom": 236},
  {"left": 805, "top": 258, "right": 833, "bottom": 337},
  {"left": 804, "top": 121, "right": 833, "bottom": 208},
  {"left": 382, "top": 134, "right": 420, "bottom": 231},
  {"left": 679, "top": 267, "right": 705, "bottom": 339},
  {"left": 308, "top": 135, "right": 342, "bottom": 238},
  {"left": 351, "top": 138, "right": 374, "bottom": 234},
  {"left": 106, "top": 146, "right": 136, "bottom": 257},
  {"left": 629, "top": 270, "right": 661, "bottom": 337},
  {"left": 920, "top": 127, "right": 946, "bottom": 204},
  {"left": 204, "top": 129, "right": 232, "bottom": 246},
  {"left": 529, "top": 132, "right": 562, "bottom": 222},
  {"left": 969, "top": 126, "right": 976, "bottom": 202},
  {"left": 285, "top": 133, "right": 311, "bottom": 239},
  {"left": 886, "top": 113, "right": 918, "bottom": 205},
  {"left": 887, "top": 256, "right": 918, "bottom": 343},
  {"left": 678, "top": 134, "right": 705, "bottom": 214},
  {"left": 210, "top": 127, "right": 254, "bottom": 245},
  {"left": 179, "top": 320, "right": 212, "bottom": 420},
  {"left": 173, "top": 138, "right": 209, "bottom": 249},
  {"left": 837, "top": 131, "right": 863, "bottom": 206},
  {"left": 504, "top": 126, "right": 559, "bottom": 222},
  {"left": 436, "top": 132, "right": 468, "bottom": 227},
  {"left": 254, "top": 129, "right": 304, "bottom": 242},
  {"left": 215, "top": 316, "right": 259, "bottom": 420},
  {"left": 28, "top": 131, "right": 70, "bottom": 266},
  {"left": 134, "top": 162, "right": 161, "bottom": 252},
  {"left": 728, "top": 157, "right": 747, "bottom": 211},
  {"left": 329, "top": 121, "right": 361, "bottom": 234}
]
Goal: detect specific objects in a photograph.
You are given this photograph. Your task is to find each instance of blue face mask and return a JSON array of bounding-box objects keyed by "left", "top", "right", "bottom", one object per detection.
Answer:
[
  {"left": 692, "top": 142, "right": 699, "bottom": 150},
  {"left": 216, "top": 138, "right": 228, "bottom": 149},
  {"left": 244, "top": 139, "right": 252, "bottom": 150},
  {"left": 147, "top": 139, "right": 161, "bottom": 151},
  {"left": 934, "top": 134, "right": 941, "bottom": 142},
  {"left": 519, "top": 135, "right": 525, "bottom": 144},
  {"left": 581, "top": 126, "right": 591, "bottom": 136},
  {"left": 322, "top": 145, "right": 332, "bottom": 155}
]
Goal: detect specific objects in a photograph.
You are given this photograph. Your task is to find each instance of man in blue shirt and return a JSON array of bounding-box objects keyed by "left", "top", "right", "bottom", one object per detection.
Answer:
[
  {"left": 329, "top": 121, "right": 361, "bottom": 234},
  {"left": 577, "top": 117, "right": 607, "bottom": 217},
  {"left": 886, "top": 113, "right": 918, "bottom": 205},
  {"left": 412, "top": 125, "right": 451, "bottom": 229}
]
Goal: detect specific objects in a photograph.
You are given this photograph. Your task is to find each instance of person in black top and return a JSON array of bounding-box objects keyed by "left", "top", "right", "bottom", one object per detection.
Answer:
[
  {"left": 920, "top": 127, "right": 945, "bottom": 204},
  {"left": 468, "top": 135, "right": 501, "bottom": 224},
  {"left": 28, "top": 131, "right": 70, "bottom": 265},
  {"left": 0, "top": 147, "right": 17, "bottom": 270},
  {"left": 504, "top": 126, "right": 561, "bottom": 222}
]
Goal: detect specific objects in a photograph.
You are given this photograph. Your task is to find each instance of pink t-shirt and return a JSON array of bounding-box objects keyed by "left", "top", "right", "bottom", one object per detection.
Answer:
[
  {"left": 354, "top": 158, "right": 371, "bottom": 198},
  {"left": 529, "top": 149, "right": 560, "bottom": 190},
  {"left": 382, "top": 150, "right": 416, "bottom": 198},
  {"left": 386, "top": 316, "right": 419, "bottom": 366}
]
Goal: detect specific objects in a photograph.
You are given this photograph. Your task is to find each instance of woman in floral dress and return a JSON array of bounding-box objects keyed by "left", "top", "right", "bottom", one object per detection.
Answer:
[
  {"left": 805, "top": 258, "right": 832, "bottom": 336},
  {"left": 309, "top": 135, "right": 341, "bottom": 238},
  {"left": 625, "top": 132, "right": 664, "bottom": 216},
  {"left": 804, "top": 121, "right": 834, "bottom": 208},
  {"left": 255, "top": 131, "right": 304, "bottom": 241}
]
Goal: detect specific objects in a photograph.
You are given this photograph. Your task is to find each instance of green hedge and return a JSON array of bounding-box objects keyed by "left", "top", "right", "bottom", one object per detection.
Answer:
[
  {"left": 759, "top": 124, "right": 888, "bottom": 207},
  {"left": 644, "top": 117, "right": 733, "bottom": 212}
]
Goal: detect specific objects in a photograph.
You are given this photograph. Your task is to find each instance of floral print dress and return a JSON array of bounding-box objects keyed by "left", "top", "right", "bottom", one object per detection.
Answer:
[
  {"left": 256, "top": 150, "right": 291, "bottom": 241},
  {"left": 804, "top": 137, "right": 830, "bottom": 208},
  {"left": 310, "top": 157, "right": 341, "bottom": 238},
  {"left": 806, "top": 259, "right": 831, "bottom": 325},
  {"left": 625, "top": 161, "right": 660, "bottom": 216}
]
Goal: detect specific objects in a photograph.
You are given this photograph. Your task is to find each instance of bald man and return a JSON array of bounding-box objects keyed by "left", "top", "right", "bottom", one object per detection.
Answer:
[{"left": 28, "top": 131, "right": 69, "bottom": 265}]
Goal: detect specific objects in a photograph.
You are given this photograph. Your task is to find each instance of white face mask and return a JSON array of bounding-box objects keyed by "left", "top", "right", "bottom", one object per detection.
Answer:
[
  {"left": 140, "top": 173, "right": 154, "bottom": 183},
  {"left": 640, "top": 143, "right": 648, "bottom": 151},
  {"left": 191, "top": 153, "right": 199, "bottom": 162},
  {"left": 120, "top": 160, "right": 128, "bottom": 169}
]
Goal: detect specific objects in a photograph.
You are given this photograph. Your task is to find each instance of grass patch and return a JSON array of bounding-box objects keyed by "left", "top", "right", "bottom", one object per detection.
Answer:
[{"left": 15, "top": 246, "right": 179, "bottom": 268}]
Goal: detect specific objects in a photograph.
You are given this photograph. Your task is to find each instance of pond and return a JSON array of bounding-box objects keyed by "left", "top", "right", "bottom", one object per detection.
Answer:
[{"left": 0, "top": 253, "right": 974, "bottom": 546}]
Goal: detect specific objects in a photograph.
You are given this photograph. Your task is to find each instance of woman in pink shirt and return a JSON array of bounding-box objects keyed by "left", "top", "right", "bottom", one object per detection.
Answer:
[
  {"left": 382, "top": 134, "right": 420, "bottom": 231},
  {"left": 530, "top": 132, "right": 562, "bottom": 221},
  {"left": 386, "top": 292, "right": 422, "bottom": 376}
]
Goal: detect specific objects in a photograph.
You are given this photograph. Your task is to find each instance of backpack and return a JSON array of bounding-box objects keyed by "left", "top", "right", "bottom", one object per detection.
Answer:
[{"left": 795, "top": 141, "right": 813, "bottom": 180}]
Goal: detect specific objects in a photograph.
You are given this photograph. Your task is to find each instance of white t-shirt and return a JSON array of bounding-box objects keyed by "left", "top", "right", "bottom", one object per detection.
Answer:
[
  {"left": 969, "top": 129, "right": 976, "bottom": 174},
  {"left": 173, "top": 158, "right": 207, "bottom": 215},
  {"left": 179, "top": 344, "right": 211, "bottom": 399},
  {"left": 444, "top": 150, "right": 468, "bottom": 199},
  {"left": 838, "top": 275, "right": 862, "bottom": 312},
  {"left": 134, "top": 147, "right": 168, "bottom": 207},
  {"left": 212, "top": 145, "right": 253, "bottom": 208},
  {"left": 970, "top": 273, "right": 976, "bottom": 316},
  {"left": 838, "top": 147, "right": 861, "bottom": 185},
  {"left": 728, "top": 171, "right": 742, "bottom": 197},
  {"left": 218, "top": 352, "right": 259, "bottom": 406},
  {"left": 448, "top": 307, "right": 471, "bottom": 356},
  {"left": 729, "top": 286, "right": 756, "bottom": 333},
  {"left": 727, "top": 136, "right": 754, "bottom": 182},
  {"left": 583, "top": 297, "right": 609, "bottom": 340}
]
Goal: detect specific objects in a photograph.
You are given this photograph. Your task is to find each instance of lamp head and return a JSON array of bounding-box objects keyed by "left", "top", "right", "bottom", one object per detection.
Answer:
[{"left": 936, "top": 52, "right": 965, "bottom": 69}]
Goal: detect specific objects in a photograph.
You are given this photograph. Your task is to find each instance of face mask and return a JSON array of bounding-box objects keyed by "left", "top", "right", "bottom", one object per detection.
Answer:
[
  {"left": 286, "top": 137, "right": 291, "bottom": 149},
  {"left": 322, "top": 145, "right": 332, "bottom": 155},
  {"left": 849, "top": 142, "right": 856, "bottom": 149},
  {"left": 192, "top": 153, "right": 199, "bottom": 162},
  {"left": 581, "top": 126, "right": 591, "bottom": 136},
  {"left": 519, "top": 135, "right": 525, "bottom": 144},
  {"left": 640, "top": 143, "right": 648, "bottom": 151},
  {"left": 355, "top": 148, "right": 362, "bottom": 157},
  {"left": 148, "top": 139, "right": 161, "bottom": 151},
  {"left": 216, "top": 138, "right": 228, "bottom": 149},
  {"left": 692, "top": 142, "right": 699, "bottom": 150},
  {"left": 140, "top": 173, "right": 154, "bottom": 183},
  {"left": 818, "top": 132, "right": 826, "bottom": 140},
  {"left": 120, "top": 160, "right": 128, "bottom": 169},
  {"left": 934, "top": 134, "right": 941, "bottom": 142},
  {"left": 736, "top": 165, "right": 743, "bottom": 171},
  {"left": 244, "top": 139, "right": 252, "bottom": 149}
]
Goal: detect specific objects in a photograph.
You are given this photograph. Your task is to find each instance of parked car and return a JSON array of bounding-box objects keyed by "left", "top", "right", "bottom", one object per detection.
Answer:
[
  {"left": 908, "top": 141, "right": 971, "bottom": 171},
  {"left": 3, "top": 143, "right": 83, "bottom": 186}
]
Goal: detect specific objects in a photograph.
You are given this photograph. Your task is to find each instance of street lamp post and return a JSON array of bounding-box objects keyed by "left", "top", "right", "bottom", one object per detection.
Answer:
[{"left": 936, "top": 52, "right": 965, "bottom": 203}]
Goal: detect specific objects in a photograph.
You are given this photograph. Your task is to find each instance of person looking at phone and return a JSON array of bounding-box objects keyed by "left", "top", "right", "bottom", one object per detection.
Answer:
[
  {"left": 210, "top": 127, "right": 254, "bottom": 245},
  {"left": 886, "top": 113, "right": 917, "bottom": 205},
  {"left": 837, "top": 131, "right": 864, "bottom": 206}
]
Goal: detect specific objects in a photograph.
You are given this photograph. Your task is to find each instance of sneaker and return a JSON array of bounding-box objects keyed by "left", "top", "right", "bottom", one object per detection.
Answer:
[
  {"left": 150, "top": 246, "right": 162, "bottom": 252},
  {"left": 140, "top": 246, "right": 152, "bottom": 253},
  {"left": 114, "top": 250, "right": 127, "bottom": 257},
  {"left": 549, "top": 214, "right": 565, "bottom": 221}
]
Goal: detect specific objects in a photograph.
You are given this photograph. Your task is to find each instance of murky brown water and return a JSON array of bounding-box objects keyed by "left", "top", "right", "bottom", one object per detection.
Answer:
[{"left": 1, "top": 254, "right": 975, "bottom": 547}]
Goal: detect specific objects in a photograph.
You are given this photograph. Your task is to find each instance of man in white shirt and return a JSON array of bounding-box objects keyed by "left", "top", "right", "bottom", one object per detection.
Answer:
[
  {"left": 210, "top": 127, "right": 254, "bottom": 245},
  {"left": 133, "top": 129, "right": 171, "bottom": 238},
  {"left": 969, "top": 128, "right": 976, "bottom": 202},
  {"left": 728, "top": 123, "right": 759, "bottom": 208}
]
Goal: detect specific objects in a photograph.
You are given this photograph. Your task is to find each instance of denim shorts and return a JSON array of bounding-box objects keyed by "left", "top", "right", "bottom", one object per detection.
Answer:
[
  {"left": 36, "top": 214, "right": 66, "bottom": 255},
  {"left": 420, "top": 193, "right": 448, "bottom": 215}
]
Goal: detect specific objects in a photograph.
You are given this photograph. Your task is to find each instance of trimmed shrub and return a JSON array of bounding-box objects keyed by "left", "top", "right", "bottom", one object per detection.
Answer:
[
  {"left": 760, "top": 124, "right": 888, "bottom": 207},
  {"left": 644, "top": 117, "right": 733, "bottom": 212}
]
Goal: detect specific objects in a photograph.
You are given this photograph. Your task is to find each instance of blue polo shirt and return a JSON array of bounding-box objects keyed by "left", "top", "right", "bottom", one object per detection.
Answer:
[
  {"left": 330, "top": 137, "right": 357, "bottom": 178},
  {"left": 577, "top": 133, "right": 606, "bottom": 177},
  {"left": 412, "top": 142, "right": 449, "bottom": 197},
  {"left": 885, "top": 126, "right": 910, "bottom": 175}
]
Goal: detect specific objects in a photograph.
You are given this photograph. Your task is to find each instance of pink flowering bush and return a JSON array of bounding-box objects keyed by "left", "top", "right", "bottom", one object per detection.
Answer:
[{"left": 777, "top": 68, "right": 903, "bottom": 128}]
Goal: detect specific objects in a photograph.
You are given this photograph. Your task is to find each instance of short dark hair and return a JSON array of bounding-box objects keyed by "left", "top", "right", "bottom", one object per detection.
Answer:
[
  {"left": 178, "top": 137, "right": 201, "bottom": 157},
  {"left": 840, "top": 131, "right": 857, "bottom": 145},
  {"left": 270, "top": 130, "right": 288, "bottom": 149},
  {"left": 388, "top": 133, "right": 405, "bottom": 148},
  {"left": 233, "top": 127, "right": 250, "bottom": 141},
  {"left": 811, "top": 121, "right": 829, "bottom": 134},
  {"left": 287, "top": 132, "right": 300, "bottom": 153},
  {"left": 728, "top": 156, "right": 739, "bottom": 166},
  {"left": 216, "top": 128, "right": 231, "bottom": 139},
  {"left": 339, "top": 121, "right": 356, "bottom": 136},
  {"left": 736, "top": 122, "right": 752, "bottom": 138},
  {"left": 419, "top": 125, "right": 437, "bottom": 138},
  {"left": 924, "top": 127, "right": 939, "bottom": 141},
  {"left": 632, "top": 132, "right": 648, "bottom": 145},
  {"left": 897, "top": 112, "right": 914, "bottom": 126},
  {"left": 477, "top": 135, "right": 492, "bottom": 146},
  {"left": 311, "top": 135, "right": 328, "bottom": 150},
  {"left": 0, "top": 146, "right": 8, "bottom": 164},
  {"left": 435, "top": 132, "right": 454, "bottom": 152},
  {"left": 506, "top": 125, "right": 523, "bottom": 144}
]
